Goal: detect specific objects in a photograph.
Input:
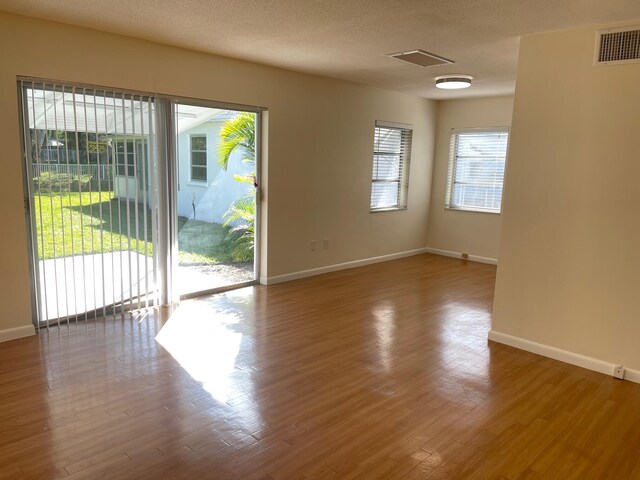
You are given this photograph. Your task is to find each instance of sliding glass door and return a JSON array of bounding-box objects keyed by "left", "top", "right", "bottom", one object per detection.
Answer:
[
  {"left": 20, "top": 81, "right": 159, "bottom": 328},
  {"left": 173, "top": 103, "right": 258, "bottom": 297},
  {"left": 19, "top": 80, "right": 260, "bottom": 329}
]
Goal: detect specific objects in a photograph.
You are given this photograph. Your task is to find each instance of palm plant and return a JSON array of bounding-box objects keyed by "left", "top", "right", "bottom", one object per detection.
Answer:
[
  {"left": 222, "top": 196, "right": 255, "bottom": 262},
  {"left": 218, "top": 112, "right": 256, "bottom": 262},
  {"left": 218, "top": 112, "right": 255, "bottom": 169}
]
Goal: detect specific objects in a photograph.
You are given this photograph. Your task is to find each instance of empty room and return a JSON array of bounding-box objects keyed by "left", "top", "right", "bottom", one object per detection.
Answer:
[{"left": 1, "top": 1, "right": 640, "bottom": 479}]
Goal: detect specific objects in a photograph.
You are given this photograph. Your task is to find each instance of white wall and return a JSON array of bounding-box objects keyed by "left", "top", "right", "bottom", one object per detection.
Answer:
[
  {"left": 492, "top": 24, "right": 640, "bottom": 374},
  {"left": 427, "top": 96, "right": 514, "bottom": 261},
  {"left": 176, "top": 121, "right": 251, "bottom": 224},
  {"left": 0, "top": 12, "right": 435, "bottom": 334}
]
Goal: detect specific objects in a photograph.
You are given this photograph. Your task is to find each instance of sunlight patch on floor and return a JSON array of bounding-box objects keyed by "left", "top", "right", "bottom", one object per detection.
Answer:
[{"left": 155, "top": 301, "right": 242, "bottom": 404}]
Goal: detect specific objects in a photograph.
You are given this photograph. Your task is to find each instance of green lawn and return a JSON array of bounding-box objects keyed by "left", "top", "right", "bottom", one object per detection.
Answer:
[
  {"left": 33, "top": 192, "right": 242, "bottom": 265},
  {"left": 177, "top": 216, "right": 237, "bottom": 266}
]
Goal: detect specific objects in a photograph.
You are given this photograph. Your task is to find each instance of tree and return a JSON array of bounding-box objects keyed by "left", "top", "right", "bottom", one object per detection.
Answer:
[{"left": 218, "top": 112, "right": 256, "bottom": 262}]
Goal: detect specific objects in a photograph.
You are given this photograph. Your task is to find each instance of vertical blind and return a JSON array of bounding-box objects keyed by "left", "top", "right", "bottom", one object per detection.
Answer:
[
  {"left": 370, "top": 121, "right": 413, "bottom": 211},
  {"left": 445, "top": 129, "right": 509, "bottom": 213},
  {"left": 20, "top": 80, "right": 159, "bottom": 328}
]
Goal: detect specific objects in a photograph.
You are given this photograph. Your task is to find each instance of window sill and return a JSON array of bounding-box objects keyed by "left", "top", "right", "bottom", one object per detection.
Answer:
[
  {"left": 445, "top": 206, "right": 501, "bottom": 215},
  {"left": 370, "top": 206, "right": 407, "bottom": 213},
  {"left": 186, "top": 181, "right": 208, "bottom": 187}
]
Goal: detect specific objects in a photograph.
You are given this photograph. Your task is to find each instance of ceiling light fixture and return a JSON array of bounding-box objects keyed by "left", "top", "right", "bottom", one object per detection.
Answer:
[{"left": 434, "top": 75, "right": 473, "bottom": 89}]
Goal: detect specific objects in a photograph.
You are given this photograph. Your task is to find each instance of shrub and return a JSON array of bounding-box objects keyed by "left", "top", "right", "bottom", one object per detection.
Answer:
[{"left": 33, "top": 172, "right": 92, "bottom": 193}]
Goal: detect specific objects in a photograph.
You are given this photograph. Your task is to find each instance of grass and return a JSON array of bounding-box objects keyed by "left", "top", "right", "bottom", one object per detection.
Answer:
[
  {"left": 33, "top": 192, "right": 246, "bottom": 265},
  {"left": 176, "top": 217, "right": 238, "bottom": 265}
]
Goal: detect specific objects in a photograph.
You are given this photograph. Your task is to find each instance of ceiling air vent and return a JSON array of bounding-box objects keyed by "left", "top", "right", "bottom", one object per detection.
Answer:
[
  {"left": 388, "top": 49, "right": 454, "bottom": 68},
  {"left": 595, "top": 26, "right": 640, "bottom": 65}
]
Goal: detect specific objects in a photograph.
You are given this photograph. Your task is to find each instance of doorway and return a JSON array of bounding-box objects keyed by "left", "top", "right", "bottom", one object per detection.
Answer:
[
  {"left": 19, "top": 80, "right": 261, "bottom": 328},
  {"left": 173, "top": 103, "right": 259, "bottom": 297}
]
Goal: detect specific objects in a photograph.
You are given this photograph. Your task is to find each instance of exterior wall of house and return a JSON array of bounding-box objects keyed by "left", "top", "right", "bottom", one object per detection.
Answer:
[
  {"left": 110, "top": 120, "right": 252, "bottom": 224},
  {"left": 176, "top": 121, "right": 252, "bottom": 224}
]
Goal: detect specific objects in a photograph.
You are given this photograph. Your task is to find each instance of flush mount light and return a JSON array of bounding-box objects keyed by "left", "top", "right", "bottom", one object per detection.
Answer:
[{"left": 434, "top": 75, "right": 473, "bottom": 89}]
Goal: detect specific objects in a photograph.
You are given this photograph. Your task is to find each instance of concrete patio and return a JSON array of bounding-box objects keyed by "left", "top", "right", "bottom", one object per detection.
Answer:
[{"left": 37, "top": 251, "right": 253, "bottom": 322}]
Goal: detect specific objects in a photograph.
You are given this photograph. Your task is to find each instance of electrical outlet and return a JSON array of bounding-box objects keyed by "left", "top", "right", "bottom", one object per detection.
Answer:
[
  {"left": 323, "top": 238, "right": 329, "bottom": 249},
  {"left": 461, "top": 252, "right": 469, "bottom": 259},
  {"left": 613, "top": 365, "right": 625, "bottom": 379},
  {"left": 310, "top": 240, "right": 316, "bottom": 252}
]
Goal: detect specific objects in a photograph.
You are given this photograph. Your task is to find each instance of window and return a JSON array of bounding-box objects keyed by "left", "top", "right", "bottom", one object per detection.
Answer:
[
  {"left": 370, "top": 121, "right": 412, "bottom": 211},
  {"left": 114, "top": 139, "right": 147, "bottom": 178},
  {"left": 190, "top": 135, "right": 207, "bottom": 182},
  {"left": 446, "top": 128, "right": 509, "bottom": 213}
]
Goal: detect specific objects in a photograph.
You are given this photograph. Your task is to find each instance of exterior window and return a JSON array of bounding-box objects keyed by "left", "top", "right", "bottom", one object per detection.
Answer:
[
  {"left": 370, "top": 121, "right": 412, "bottom": 211},
  {"left": 446, "top": 129, "right": 509, "bottom": 213},
  {"left": 114, "top": 139, "right": 147, "bottom": 177},
  {"left": 190, "top": 135, "right": 207, "bottom": 182}
]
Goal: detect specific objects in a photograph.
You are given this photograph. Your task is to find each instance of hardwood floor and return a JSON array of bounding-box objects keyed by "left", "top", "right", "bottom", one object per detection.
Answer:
[{"left": 1, "top": 253, "right": 640, "bottom": 479}]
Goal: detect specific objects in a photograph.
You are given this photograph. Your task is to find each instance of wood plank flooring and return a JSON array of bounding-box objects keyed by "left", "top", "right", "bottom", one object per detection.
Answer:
[{"left": 1, "top": 253, "right": 640, "bottom": 479}]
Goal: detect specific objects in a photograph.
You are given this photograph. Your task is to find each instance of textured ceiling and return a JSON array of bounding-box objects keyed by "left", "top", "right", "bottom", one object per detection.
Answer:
[{"left": 2, "top": 0, "right": 640, "bottom": 99}]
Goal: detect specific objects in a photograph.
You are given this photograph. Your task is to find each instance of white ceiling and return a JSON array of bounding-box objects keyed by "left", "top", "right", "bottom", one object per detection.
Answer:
[{"left": 2, "top": 0, "right": 640, "bottom": 99}]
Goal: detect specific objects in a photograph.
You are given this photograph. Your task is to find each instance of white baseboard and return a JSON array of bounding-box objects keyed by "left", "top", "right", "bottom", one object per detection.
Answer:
[
  {"left": 0, "top": 325, "right": 36, "bottom": 343},
  {"left": 488, "top": 330, "right": 640, "bottom": 384},
  {"left": 260, "top": 247, "right": 431, "bottom": 285},
  {"left": 424, "top": 247, "right": 498, "bottom": 265},
  {"left": 626, "top": 369, "right": 640, "bottom": 384}
]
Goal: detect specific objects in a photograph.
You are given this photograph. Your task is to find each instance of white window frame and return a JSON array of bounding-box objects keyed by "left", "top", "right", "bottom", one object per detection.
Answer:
[
  {"left": 445, "top": 127, "right": 509, "bottom": 214},
  {"left": 190, "top": 134, "right": 207, "bottom": 183},
  {"left": 370, "top": 120, "right": 413, "bottom": 212}
]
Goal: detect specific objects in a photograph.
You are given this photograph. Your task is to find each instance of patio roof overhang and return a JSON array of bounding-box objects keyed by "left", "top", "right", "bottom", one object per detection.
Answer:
[{"left": 24, "top": 85, "right": 236, "bottom": 136}]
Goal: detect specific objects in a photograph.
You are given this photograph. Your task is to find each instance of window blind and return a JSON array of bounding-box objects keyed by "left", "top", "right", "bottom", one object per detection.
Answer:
[
  {"left": 370, "top": 121, "right": 412, "bottom": 211},
  {"left": 445, "top": 129, "right": 508, "bottom": 213},
  {"left": 20, "top": 80, "right": 159, "bottom": 328}
]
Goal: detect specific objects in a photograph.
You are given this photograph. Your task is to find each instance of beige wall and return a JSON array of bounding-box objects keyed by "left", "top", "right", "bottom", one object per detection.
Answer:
[
  {"left": 0, "top": 13, "right": 436, "bottom": 332},
  {"left": 493, "top": 25, "right": 640, "bottom": 371},
  {"left": 427, "top": 96, "right": 513, "bottom": 260}
]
